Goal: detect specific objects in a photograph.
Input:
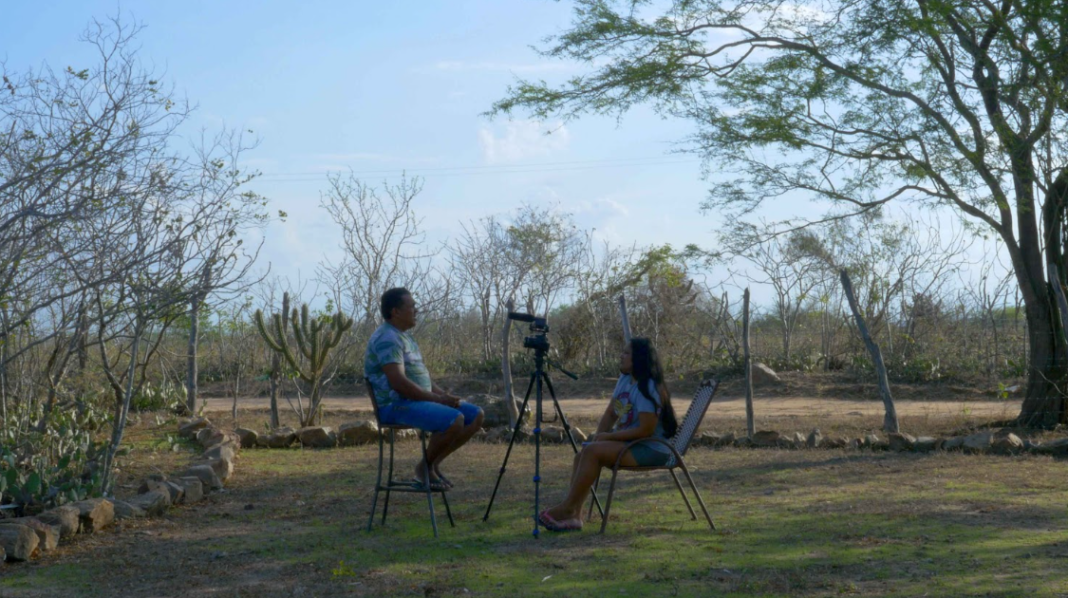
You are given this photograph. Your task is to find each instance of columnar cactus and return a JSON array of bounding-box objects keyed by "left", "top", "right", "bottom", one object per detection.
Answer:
[{"left": 255, "top": 303, "right": 353, "bottom": 427}]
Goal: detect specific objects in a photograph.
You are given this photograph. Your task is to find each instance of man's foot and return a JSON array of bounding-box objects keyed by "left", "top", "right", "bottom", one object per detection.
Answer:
[
  {"left": 432, "top": 465, "right": 454, "bottom": 489},
  {"left": 414, "top": 463, "right": 444, "bottom": 487}
]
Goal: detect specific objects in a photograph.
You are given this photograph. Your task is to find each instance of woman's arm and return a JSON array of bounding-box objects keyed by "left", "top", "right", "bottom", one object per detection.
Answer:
[
  {"left": 595, "top": 402, "right": 617, "bottom": 434},
  {"left": 595, "top": 412, "right": 657, "bottom": 442}
]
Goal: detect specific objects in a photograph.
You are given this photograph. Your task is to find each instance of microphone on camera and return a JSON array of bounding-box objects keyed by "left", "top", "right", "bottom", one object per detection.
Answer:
[{"left": 507, "top": 312, "right": 537, "bottom": 323}]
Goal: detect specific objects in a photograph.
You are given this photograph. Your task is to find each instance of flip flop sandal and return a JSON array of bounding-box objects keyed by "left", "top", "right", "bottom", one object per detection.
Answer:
[
  {"left": 410, "top": 477, "right": 448, "bottom": 492},
  {"left": 538, "top": 509, "right": 583, "bottom": 532},
  {"left": 434, "top": 472, "right": 455, "bottom": 488}
]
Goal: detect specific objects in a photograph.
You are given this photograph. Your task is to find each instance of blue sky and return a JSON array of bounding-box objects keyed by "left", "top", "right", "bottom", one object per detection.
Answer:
[
  {"left": 2, "top": 2, "right": 737, "bottom": 285},
  {"left": 6, "top": 1, "right": 999, "bottom": 309}
]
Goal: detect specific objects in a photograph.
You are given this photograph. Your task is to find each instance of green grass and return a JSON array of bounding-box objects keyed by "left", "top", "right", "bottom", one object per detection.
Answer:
[{"left": 3, "top": 435, "right": 1068, "bottom": 597}]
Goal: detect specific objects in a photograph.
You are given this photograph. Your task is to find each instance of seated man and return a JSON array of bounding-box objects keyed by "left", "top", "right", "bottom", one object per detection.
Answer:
[{"left": 364, "top": 287, "right": 484, "bottom": 489}]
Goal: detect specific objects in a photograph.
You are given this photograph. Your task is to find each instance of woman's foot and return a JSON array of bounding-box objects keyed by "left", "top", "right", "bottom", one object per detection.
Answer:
[
  {"left": 414, "top": 463, "right": 445, "bottom": 487},
  {"left": 544, "top": 503, "right": 580, "bottom": 523},
  {"left": 539, "top": 509, "right": 583, "bottom": 532}
]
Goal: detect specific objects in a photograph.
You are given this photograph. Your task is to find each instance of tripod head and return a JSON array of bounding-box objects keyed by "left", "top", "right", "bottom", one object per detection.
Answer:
[
  {"left": 507, "top": 311, "right": 576, "bottom": 380},
  {"left": 508, "top": 311, "right": 551, "bottom": 353}
]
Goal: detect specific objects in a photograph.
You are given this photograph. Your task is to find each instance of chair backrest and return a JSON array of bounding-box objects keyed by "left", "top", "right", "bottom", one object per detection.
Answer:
[
  {"left": 364, "top": 377, "right": 383, "bottom": 424},
  {"left": 670, "top": 378, "right": 719, "bottom": 457}
]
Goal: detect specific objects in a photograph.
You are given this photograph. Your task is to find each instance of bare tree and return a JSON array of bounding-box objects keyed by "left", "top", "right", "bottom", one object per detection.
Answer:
[
  {"left": 318, "top": 173, "right": 438, "bottom": 328},
  {"left": 181, "top": 130, "right": 270, "bottom": 413}
]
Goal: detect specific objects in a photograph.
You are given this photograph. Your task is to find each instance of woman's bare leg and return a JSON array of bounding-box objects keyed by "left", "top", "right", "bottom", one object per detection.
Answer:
[{"left": 545, "top": 441, "right": 638, "bottom": 521}]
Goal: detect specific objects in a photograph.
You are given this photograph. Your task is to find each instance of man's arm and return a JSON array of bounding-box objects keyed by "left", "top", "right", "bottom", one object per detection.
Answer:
[
  {"left": 431, "top": 382, "right": 462, "bottom": 404},
  {"left": 382, "top": 363, "right": 456, "bottom": 406}
]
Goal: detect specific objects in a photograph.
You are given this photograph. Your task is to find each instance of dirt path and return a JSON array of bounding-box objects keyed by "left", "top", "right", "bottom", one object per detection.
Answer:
[{"left": 201, "top": 395, "right": 1022, "bottom": 420}]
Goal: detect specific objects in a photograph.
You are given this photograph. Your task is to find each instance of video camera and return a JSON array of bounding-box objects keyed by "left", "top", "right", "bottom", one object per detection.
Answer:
[{"left": 507, "top": 311, "right": 550, "bottom": 352}]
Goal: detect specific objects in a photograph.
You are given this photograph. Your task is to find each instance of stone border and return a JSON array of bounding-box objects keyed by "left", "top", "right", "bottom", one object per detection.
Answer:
[
  {"left": 0, "top": 416, "right": 241, "bottom": 565},
  {"left": 691, "top": 428, "right": 1066, "bottom": 456},
  {"left": 229, "top": 420, "right": 591, "bottom": 450}
]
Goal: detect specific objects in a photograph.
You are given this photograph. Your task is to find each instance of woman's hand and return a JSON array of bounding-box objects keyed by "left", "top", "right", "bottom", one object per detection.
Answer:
[{"left": 588, "top": 432, "right": 610, "bottom": 443}]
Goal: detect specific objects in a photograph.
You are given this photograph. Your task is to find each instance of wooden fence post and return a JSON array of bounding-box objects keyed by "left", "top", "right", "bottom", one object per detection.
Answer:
[{"left": 744, "top": 287, "right": 754, "bottom": 439}]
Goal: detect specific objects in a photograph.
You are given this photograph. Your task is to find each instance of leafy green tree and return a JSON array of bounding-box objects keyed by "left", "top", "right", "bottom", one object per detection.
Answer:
[{"left": 491, "top": 0, "right": 1068, "bottom": 427}]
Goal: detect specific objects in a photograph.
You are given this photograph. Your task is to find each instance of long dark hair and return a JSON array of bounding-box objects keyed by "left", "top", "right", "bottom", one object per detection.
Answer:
[{"left": 630, "top": 337, "right": 678, "bottom": 438}]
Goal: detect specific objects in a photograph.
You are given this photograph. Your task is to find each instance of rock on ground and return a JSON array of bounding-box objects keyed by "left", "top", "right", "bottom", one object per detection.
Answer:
[
  {"left": 0, "top": 518, "right": 57, "bottom": 553},
  {"left": 127, "top": 489, "right": 171, "bottom": 516},
  {"left": 180, "top": 464, "right": 223, "bottom": 491},
  {"left": 111, "top": 499, "right": 147, "bottom": 520},
  {"left": 72, "top": 498, "right": 114, "bottom": 533},
  {"left": 0, "top": 524, "right": 39, "bottom": 561},
  {"left": 36, "top": 506, "right": 80, "bottom": 539},
  {"left": 236, "top": 427, "right": 259, "bottom": 449},
  {"left": 297, "top": 426, "right": 337, "bottom": 448},
  {"left": 338, "top": 421, "right": 380, "bottom": 446}
]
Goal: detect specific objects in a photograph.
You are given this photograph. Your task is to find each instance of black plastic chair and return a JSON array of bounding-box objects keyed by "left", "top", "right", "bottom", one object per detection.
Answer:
[{"left": 364, "top": 378, "right": 453, "bottom": 537}]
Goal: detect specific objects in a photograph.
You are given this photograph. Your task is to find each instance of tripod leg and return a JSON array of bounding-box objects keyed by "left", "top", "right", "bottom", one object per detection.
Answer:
[
  {"left": 544, "top": 372, "right": 604, "bottom": 519},
  {"left": 483, "top": 371, "right": 537, "bottom": 522},
  {"left": 532, "top": 370, "right": 543, "bottom": 538}
]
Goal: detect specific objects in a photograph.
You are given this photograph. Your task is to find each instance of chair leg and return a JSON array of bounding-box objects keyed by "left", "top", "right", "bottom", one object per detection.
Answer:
[
  {"left": 599, "top": 467, "right": 621, "bottom": 534},
  {"left": 440, "top": 486, "right": 455, "bottom": 527},
  {"left": 677, "top": 459, "right": 716, "bottom": 531},
  {"left": 382, "top": 429, "right": 395, "bottom": 525},
  {"left": 420, "top": 433, "right": 439, "bottom": 538},
  {"left": 585, "top": 473, "right": 601, "bottom": 522},
  {"left": 367, "top": 432, "right": 385, "bottom": 532},
  {"left": 669, "top": 469, "right": 697, "bottom": 520}
]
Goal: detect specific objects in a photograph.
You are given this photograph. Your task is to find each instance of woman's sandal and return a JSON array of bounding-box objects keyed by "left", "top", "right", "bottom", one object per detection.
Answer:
[{"left": 538, "top": 509, "right": 583, "bottom": 532}]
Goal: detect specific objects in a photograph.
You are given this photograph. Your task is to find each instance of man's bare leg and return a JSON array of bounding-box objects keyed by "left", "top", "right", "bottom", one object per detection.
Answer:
[
  {"left": 432, "top": 412, "right": 484, "bottom": 486},
  {"left": 415, "top": 416, "right": 464, "bottom": 483}
]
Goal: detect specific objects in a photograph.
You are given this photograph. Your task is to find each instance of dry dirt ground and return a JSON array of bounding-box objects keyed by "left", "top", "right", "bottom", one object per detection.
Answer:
[{"left": 200, "top": 369, "right": 1023, "bottom": 438}]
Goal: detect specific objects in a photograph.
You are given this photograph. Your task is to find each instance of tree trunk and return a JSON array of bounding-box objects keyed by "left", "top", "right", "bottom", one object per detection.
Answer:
[
  {"left": 841, "top": 270, "right": 899, "bottom": 433},
  {"left": 1016, "top": 295, "right": 1068, "bottom": 427},
  {"left": 502, "top": 299, "right": 519, "bottom": 428},
  {"left": 618, "top": 295, "right": 631, "bottom": 342},
  {"left": 102, "top": 323, "right": 143, "bottom": 496},
  {"left": 743, "top": 288, "right": 754, "bottom": 439},
  {"left": 185, "top": 295, "right": 202, "bottom": 415}
]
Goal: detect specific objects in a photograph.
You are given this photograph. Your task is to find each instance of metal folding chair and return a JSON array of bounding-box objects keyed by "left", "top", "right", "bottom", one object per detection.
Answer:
[
  {"left": 364, "top": 378, "right": 453, "bottom": 537},
  {"left": 588, "top": 379, "right": 719, "bottom": 533}
]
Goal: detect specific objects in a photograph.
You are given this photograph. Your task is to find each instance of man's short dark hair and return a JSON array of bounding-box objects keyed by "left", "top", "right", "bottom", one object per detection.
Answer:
[{"left": 381, "top": 287, "right": 411, "bottom": 321}]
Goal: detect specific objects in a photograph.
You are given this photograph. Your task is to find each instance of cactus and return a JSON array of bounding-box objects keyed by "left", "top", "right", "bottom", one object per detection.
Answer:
[{"left": 255, "top": 303, "right": 353, "bottom": 427}]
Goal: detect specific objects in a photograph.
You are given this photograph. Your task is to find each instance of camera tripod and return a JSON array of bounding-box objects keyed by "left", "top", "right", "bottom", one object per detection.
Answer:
[{"left": 482, "top": 344, "right": 603, "bottom": 537}]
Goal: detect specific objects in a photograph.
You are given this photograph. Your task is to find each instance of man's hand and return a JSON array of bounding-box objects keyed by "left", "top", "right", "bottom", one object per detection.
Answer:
[{"left": 437, "top": 394, "right": 461, "bottom": 408}]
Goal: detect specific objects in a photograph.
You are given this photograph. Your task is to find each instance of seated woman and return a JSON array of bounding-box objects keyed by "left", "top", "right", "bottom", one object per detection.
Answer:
[{"left": 539, "top": 337, "right": 678, "bottom": 532}]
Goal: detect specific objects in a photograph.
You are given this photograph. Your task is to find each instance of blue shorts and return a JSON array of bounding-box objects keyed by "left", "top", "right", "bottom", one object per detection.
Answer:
[
  {"left": 379, "top": 399, "right": 482, "bottom": 433},
  {"left": 627, "top": 441, "right": 676, "bottom": 467}
]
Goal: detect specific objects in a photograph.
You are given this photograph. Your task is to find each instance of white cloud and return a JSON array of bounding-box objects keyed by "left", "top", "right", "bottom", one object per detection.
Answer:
[{"left": 477, "top": 120, "right": 571, "bottom": 164}]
